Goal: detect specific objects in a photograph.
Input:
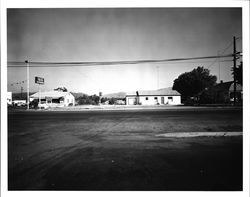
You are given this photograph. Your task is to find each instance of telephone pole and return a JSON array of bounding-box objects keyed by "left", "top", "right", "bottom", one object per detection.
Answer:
[
  {"left": 233, "top": 36, "right": 236, "bottom": 106},
  {"left": 218, "top": 50, "right": 221, "bottom": 82},
  {"left": 25, "top": 60, "right": 29, "bottom": 109}
]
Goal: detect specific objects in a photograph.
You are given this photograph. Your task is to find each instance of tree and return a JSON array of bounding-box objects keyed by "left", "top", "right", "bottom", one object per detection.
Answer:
[
  {"left": 77, "top": 94, "right": 90, "bottom": 105},
  {"left": 90, "top": 94, "right": 100, "bottom": 105},
  {"left": 101, "top": 97, "right": 108, "bottom": 104},
  {"left": 172, "top": 66, "right": 217, "bottom": 99},
  {"left": 232, "top": 61, "right": 243, "bottom": 86},
  {"left": 76, "top": 94, "right": 100, "bottom": 105}
]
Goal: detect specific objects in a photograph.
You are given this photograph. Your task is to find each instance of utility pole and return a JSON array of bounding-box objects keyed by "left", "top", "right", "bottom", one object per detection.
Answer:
[
  {"left": 233, "top": 37, "right": 237, "bottom": 106},
  {"left": 218, "top": 51, "right": 221, "bottom": 82},
  {"left": 25, "top": 60, "right": 29, "bottom": 109}
]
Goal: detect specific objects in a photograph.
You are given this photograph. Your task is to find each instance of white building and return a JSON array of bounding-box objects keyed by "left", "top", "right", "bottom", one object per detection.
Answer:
[
  {"left": 30, "top": 91, "right": 75, "bottom": 108},
  {"left": 12, "top": 100, "right": 27, "bottom": 106},
  {"left": 126, "top": 88, "right": 181, "bottom": 105}
]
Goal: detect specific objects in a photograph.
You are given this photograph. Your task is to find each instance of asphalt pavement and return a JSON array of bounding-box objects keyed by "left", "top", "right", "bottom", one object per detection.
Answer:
[{"left": 8, "top": 107, "right": 243, "bottom": 190}]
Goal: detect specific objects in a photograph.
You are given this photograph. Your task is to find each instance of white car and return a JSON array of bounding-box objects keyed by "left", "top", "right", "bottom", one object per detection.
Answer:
[{"left": 38, "top": 102, "right": 49, "bottom": 109}]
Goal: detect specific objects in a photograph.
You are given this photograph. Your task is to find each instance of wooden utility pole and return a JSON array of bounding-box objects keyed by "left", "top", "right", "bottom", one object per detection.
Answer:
[
  {"left": 25, "top": 60, "right": 29, "bottom": 109},
  {"left": 233, "top": 36, "right": 237, "bottom": 106}
]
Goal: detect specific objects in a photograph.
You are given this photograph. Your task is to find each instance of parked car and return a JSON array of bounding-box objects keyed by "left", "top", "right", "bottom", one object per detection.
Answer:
[{"left": 38, "top": 102, "right": 49, "bottom": 109}]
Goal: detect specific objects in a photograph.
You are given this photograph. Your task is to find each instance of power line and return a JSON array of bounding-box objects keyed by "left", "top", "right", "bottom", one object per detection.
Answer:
[
  {"left": 207, "top": 37, "right": 242, "bottom": 69},
  {"left": 7, "top": 59, "right": 233, "bottom": 68},
  {"left": 7, "top": 54, "right": 234, "bottom": 68},
  {"left": 8, "top": 59, "right": 233, "bottom": 67},
  {"left": 207, "top": 41, "right": 234, "bottom": 69},
  {"left": 221, "top": 41, "right": 234, "bottom": 55}
]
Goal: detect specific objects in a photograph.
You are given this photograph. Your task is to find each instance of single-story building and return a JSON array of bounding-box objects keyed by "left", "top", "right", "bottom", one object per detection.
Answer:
[
  {"left": 198, "top": 81, "right": 242, "bottom": 104},
  {"left": 125, "top": 88, "right": 181, "bottom": 105},
  {"left": 30, "top": 90, "right": 75, "bottom": 108},
  {"left": 12, "top": 100, "right": 26, "bottom": 106}
]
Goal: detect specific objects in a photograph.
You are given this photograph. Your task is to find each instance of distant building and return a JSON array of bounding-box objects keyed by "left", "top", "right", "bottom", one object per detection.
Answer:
[
  {"left": 30, "top": 91, "right": 75, "bottom": 108},
  {"left": 125, "top": 88, "right": 181, "bottom": 105},
  {"left": 115, "top": 99, "right": 125, "bottom": 105},
  {"left": 7, "top": 92, "right": 12, "bottom": 105},
  {"left": 199, "top": 81, "right": 242, "bottom": 104},
  {"left": 12, "top": 100, "right": 27, "bottom": 106}
]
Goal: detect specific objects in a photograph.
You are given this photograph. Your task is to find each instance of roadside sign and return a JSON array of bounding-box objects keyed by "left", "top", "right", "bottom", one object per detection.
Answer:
[{"left": 35, "top": 76, "right": 44, "bottom": 84}]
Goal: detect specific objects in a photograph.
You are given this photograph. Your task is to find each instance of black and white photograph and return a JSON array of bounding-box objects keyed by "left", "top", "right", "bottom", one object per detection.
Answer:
[{"left": 1, "top": 0, "right": 250, "bottom": 197}]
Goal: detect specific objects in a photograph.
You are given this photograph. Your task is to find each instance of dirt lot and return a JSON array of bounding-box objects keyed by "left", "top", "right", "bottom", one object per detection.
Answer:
[{"left": 8, "top": 107, "right": 243, "bottom": 190}]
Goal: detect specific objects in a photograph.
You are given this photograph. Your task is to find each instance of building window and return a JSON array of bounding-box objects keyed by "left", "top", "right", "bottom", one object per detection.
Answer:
[
  {"left": 154, "top": 97, "right": 158, "bottom": 100},
  {"left": 146, "top": 97, "right": 148, "bottom": 100},
  {"left": 168, "top": 96, "right": 173, "bottom": 101}
]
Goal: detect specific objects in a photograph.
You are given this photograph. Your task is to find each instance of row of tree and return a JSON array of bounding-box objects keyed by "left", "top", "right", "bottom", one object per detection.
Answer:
[
  {"left": 76, "top": 94, "right": 124, "bottom": 105},
  {"left": 172, "top": 62, "right": 243, "bottom": 104}
]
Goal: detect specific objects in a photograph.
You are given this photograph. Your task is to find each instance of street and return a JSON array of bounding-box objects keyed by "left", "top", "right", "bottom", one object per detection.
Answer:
[{"left": 8, "top": 107, "right": 243, "bottom": 190}]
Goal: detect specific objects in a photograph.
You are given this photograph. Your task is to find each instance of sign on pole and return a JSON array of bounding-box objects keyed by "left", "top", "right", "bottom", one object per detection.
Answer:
[
  {"left": 35, "top": 76, "right": 45, "bottom": 84},
  {"left": 35, "top": 76, "right": 44, "bottom": 110}
]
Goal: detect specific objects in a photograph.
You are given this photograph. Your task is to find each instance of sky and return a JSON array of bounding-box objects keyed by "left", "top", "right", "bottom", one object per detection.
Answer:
[{"left": 7, "top": 8, "right": 242, "bottom": 95}]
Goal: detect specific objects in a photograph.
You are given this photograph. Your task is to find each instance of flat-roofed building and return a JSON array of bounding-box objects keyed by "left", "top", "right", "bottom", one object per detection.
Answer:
[{"left": 125, "top": 88, "right": 181, "bottom": 105}]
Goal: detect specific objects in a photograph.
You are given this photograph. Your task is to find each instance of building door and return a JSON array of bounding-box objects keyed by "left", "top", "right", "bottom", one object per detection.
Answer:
[{"left": 161, "top": 97, "right": 164, "bottom": 104}]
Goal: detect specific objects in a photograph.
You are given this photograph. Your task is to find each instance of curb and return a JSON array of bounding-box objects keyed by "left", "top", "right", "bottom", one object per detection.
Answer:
[{"left": 156, "top": 132, "right": 243, "bottom": 138}]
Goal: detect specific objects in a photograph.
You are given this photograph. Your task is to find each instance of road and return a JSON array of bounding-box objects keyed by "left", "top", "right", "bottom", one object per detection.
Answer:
[{"left": 8, "top": 107, "right": 243, "bottom": 190}]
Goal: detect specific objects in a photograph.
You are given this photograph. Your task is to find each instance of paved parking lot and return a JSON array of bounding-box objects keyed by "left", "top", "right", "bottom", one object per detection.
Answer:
[{"left": 8, "top": 107, "right": 243, "bottom": 190}]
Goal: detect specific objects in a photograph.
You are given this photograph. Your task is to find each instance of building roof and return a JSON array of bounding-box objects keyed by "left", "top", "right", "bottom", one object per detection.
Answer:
[
  {"left": 126, "top": 88, "right": 181, "bottom": 96},
  {"left": 213, "top": 81, "right": 233, "bottom": 91},
  {"left": 213, "top": 81, "right": 242, "bottom": 92},
  {"left": 197, "top": 81, "right": 242, "bottom": 96},
  {"left": 30, "top": 91, "right": 72, "bottom": 99}
]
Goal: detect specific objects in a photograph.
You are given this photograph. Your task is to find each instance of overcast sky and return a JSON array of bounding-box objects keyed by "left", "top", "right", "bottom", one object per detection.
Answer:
[{"left": 7, "top": 8, "right": 242, "bottom": 94}]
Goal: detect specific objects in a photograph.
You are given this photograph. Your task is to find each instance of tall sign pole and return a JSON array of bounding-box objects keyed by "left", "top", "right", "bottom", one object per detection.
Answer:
[
  {"left": 25, "top": 60, "right": 29, "bottom": 109},
  {"left": 35, "top": 76, "right": 45, "bottom": 110},
  {"left": 233, "top": 36, "right": 237, "bottom": 106}
]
